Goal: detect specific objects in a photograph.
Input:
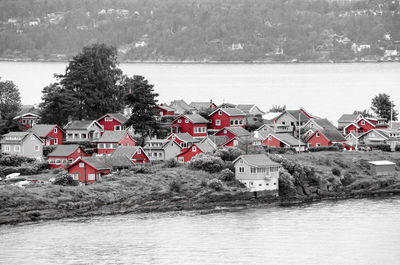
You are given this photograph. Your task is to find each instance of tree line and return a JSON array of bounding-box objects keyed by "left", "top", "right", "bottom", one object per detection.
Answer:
[{"left": 0, "top": 0, "right": 399, "bottom": 62}]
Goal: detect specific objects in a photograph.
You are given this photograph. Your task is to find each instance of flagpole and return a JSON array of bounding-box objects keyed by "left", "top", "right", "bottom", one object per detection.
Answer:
[{"left": 298, "top": 113, "right": 301, "bottom": 153}]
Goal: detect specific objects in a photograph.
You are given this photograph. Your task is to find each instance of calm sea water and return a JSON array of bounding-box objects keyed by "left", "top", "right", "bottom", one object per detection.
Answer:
[
  {"left": 0, "top": 62, "right": 399, "bottom": 122},
  {"left": 0, "top": 198, "right": 400, "bottom": 265}
]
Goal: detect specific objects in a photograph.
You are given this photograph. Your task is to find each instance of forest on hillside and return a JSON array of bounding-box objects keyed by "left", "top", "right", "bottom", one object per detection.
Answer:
[{"left": 0, "top": 0, "right": 399, "bottom": 62}]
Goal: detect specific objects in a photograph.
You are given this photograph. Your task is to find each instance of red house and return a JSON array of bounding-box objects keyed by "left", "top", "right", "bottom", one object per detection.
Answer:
[
  {"left": 167, "top": 133, "right": 200, "bottom": 148},
  {"left": 343, "top": 117, "right": 388, "bottom": 135},
  {"left": 176, "top": 142, "right": 215, "bottom": 162},
  {"left": 208, "top": 108, "right": 245, "bottom": 131},
  {"left": 256, "top": 131, "right": 306, "bottom": 152},
  {"left": 94, "top": 131, "right": 137, "bottom": 155},
  {"left": 170, "top": 114, "right": 209, "bottom": 137},
  {"left": 30, "top": 124, "right": 64, "bottom": 146},
  {"left": 110, "top": 146, "right": 150, "bottom": 164},
  {"left": 13, "top": 112, "right": 40, "bottom": 130},
  {"left": 97, "top": 113, "right": 128, "bottom": 132},
  {"left": 47, "top": 144, "right": 86, "bottom": 168},
  {"left": 189, "top": 101, "right": 218, "bottom": 112},
  {"left": 67, "top": 157, "right": 111, "bottom": 183},
  {"left": 215, "top": 126, "right": 251, "bottom": 140},
  {"left": 307, "top": 128, "right": 346, "bottom": 148},
  {"left": 155, "top": 105, "right": 176, "bottom": 116}
]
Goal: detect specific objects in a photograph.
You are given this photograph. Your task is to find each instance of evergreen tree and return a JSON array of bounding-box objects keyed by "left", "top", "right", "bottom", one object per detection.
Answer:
[
  {"left": 0, "top": 78, "right": 21, "bottom": 120},
  {"left": 371, "top": 93, "right": 398, "bottom": 121},
  {"left": 55, "top": 43, "right": 124, "bottom": 119},
  {"left": 123, "top": 75, "right": 160, "bottom": 145}
]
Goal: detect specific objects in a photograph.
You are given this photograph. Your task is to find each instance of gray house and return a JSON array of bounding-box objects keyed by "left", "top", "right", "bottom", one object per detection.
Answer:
[
  {"left": 0, "top": 131, "right": 43, "bottom": 160},
  {"left": 143, "top": 139, "right": 182, "bottom": 161},
  {"left": 64, "top": 120, "right": 103, "bottom": 142},
  {"left": 233, "top": 154, "right": 281, "bottom": 194}
]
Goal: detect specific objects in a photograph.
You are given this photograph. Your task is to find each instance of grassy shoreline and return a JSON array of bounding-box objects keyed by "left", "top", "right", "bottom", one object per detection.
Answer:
[{"left": 1, "top": 151, "right": 400, "bottom": 226}]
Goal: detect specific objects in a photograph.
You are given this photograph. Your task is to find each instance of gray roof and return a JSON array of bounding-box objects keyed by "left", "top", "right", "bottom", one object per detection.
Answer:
[
  {"left": 234, "top": 154, "right": 280, "bottom": 167},
  {"left": 236, "top": 104, "right": 265, "bottom": 115},
  {"left": 30, "top": 124, "right": 59, "bottom": 138},
  {"left": 48, "top": 144, "right": 81, "bottom": 157},
  {"left": 93, "top": 131, "right": 135, "bottom": 143},
  {"left": 220, "top": 127, "right": 251, "bottom": 137},
  {"left": 210, "top": 107, "right": 245, "bottom": 117},
  {"left": 103, "top": 156, "right": 134, "bottom": 168},
  {"left": 285, "top": 110, "right": 310, "bottom": 122},
  {"left": 189, "top": 102, "right": 214, "bottom": 110},
  {"left": 106, "top": 113, "right": 128, "bottom": 123},
  {"left": 172, "top": 133, "right": 200, "bottom": 143},
  {"left": 312, "top": 118, "right": 338, "bottom": 130},
  {"left": 320, "top": 128, "right": 346, "bottom": 142},
  {"left": 157, "top": 105, "right": 176, "bottom": 112},
  {"left": 0, "top": 132, "right": 41, "bottom": 144},
  {"left": 209, "top": 135, "right": 230, "bottom": 146},
  {"left": 144, "top": 139, "right": 176, "bottom": 150},
  {"left": 110, "top": 146, "right": 142, "bottom": 158},
  {"left": 81, "top": 157, "right": 112, "bottom": 170},
  {"left": 196, "top": 142, "right": 215, "bottom": 153},
  {"left": 184, "top": 114, "right": 209, "bottom": 124},
  {"left": 64, "top": 120, "right": 96, "bottom": 130},
  {"left": 170, "top": 100, "right": 195, "bottom": 112},
  {"left": 272, "top": 133, "right": 306, "bottom": 146},
  {"left": 338, "top": 114, "right": 359, "bottom": 123}
]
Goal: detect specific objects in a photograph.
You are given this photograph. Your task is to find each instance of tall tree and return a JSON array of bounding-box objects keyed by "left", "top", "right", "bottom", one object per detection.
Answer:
[
  {"left": 353, "top": 109, "right": 372, "bottom": 117},
  {"left": 55, "top": 43, "right": 124, "bottom": 120},
  {"left": 0, "top": 78, "right": 21, "bottom": 120},
  {"left": 371, "top": 93, "right": 398, "bottom": 121},
  {"left": 39, "top": 83, "right": 78, "bottom": 125},
  {"left": 123, "top": 75, "right": 160, "bottom": 145}
]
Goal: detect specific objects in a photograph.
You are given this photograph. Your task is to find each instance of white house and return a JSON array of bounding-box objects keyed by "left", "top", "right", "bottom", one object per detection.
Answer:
[{"left": 233, "top": 154, "right": 281, "bottom": 194}]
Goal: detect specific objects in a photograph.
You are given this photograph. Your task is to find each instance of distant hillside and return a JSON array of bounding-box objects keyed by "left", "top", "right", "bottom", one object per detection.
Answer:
[{"left": 0, "top": 0, "right": 399, "bottom": 62}]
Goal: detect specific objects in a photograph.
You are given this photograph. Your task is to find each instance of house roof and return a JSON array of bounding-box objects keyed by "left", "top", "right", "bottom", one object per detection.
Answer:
[
  {"left": 236, "top": 104, "right": 265, "bottom": 115},
  {"left": 81, "top": 157, "right": 112, "bottom": 170},
  {"left": 30, "top": 124, "right": 62, "bottom": 138},
  {"left": 170, "top": 100, "right": 195, "bottom": 112},
  {"left": 103, "top": 156, "right": 134, "bottom": 168},
  {"left": 189, "top": 102, "right": 214, "bottom": 110},
  {"left": 170, "top": 133, "right": 200, "bottom": 143},
  {"left": 98, "top": 113, "right": 128, "bottom": 123},
  {"left": 175, "top": 114, "right": 209, "bottom": 124},
  {"left": 110, "top": 146, "right": 142, "bottom": 158},
  {"left": 0, "top": 132, "right": 42, "bottom": 144},
  {"left": 210, "top": 107, "right": 245, "bottom": 117},
  {"left": 270, "top": 133, "right": 306, "bottom": 146},
  {"left": 318, "top": 128, "right": 346, "bottom": 142},
  {"left": 144, "top": 139, "right": 178, "bottom": 150},
  {"left": 64, "top": 120, "right": 100, "bottom": 130},
  {"left": 217, "top": 127, "right": 251, "bottom": 137},
  {"left": 48, "top": 144, "right": 81, "bottom": 157},
  {"left": 307, "top": 118, "right": 338, "bottom": 130},
  {"left": 93, "top": 131, "right": 136, "bottom": 143},
  {"left": 233, "top": 154, "right": 280, "bottom": 167},
  {"left": 196, "top": 142, "right": 216, "bottom": 153},
  {"left": 338, "top": 114, "right": 359, "bottom": 123},
  {"left": 368, "top": 160, "right": 396, "bottom": 166},
  {"left": 14, "top": 105, "right": 40, "bottom": 119},
  {"left": 157, "top": 105, "right": 175, "bottom": 112},
  {"left": 209, "top": 135, "right": 230, "bottom": 146},
  {"left": 285, "top": 110, "right": 310, "bottom": 122}
]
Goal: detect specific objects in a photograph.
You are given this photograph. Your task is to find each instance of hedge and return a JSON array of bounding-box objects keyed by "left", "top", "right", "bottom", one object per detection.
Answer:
[{"left": 308, "top": 146, "right": 340, "bottom": 152}]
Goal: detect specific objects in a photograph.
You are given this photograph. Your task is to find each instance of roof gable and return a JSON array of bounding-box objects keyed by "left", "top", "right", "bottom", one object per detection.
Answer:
[
  {"left": 216, "top": 126, "right": 251, "bottom": 137},
  {"left": 48, "top": 144, "right": 81, "bottom": 157},
  {"left": 30, "top": 124, "right": 63, "bottom": 137},
  {"left": 209, "top": 107, "right": 245, "bottom": 117},
  {"left": 97, "top": 113, "right": 128, "bottom": 124},
  {"left": 233, "top": 154, "right": 280, "bottom": 167},
  {"left": 64, "top": 120, "right": 103, "bottom": 131}
]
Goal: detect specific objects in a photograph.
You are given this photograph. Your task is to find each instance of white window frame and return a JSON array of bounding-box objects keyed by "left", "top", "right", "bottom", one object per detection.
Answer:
[
  {"left": 54, "top": 128, "right": 58, "bottom": 133},
  {"left": 14, "top": 145, "right": 20, "bottom": 152},
  {"left": 79, "top": 162, "right": 85, "bottom": 168},
  {"left": 178, "top": 119, "right": 182, "bottom": 123},
  {"left": 54, "top": 138, "right": 58, "bottom": 145},
  {"left": 218, "top": 110, "right": 222, "bottom": 115},
  {"left": 185, "top": 119, "right": 189, "bottom": 123},
  {"left": 4, "top": 145, "right": 10, "bottom": 152},
  {"left": 216, "top": 120, "right": 221, "bottom": 126},
  {"left": 239, "top": 167, "right": 244, "bottom": 173},
  {"left": 137, "top": 149, "right": 141, "bottom": 154},
  {"left": 361, "top": 120, "right": 365, "bottom": 125},
  {"left": 34, "top": 145, "right": 39, "bottom": 151},
  {"left": 88, "top": 173, "right": 95, "bottom": 181},
  {"left": 316, "top": 143, "right": 321, "bottom": 147},
  {"left": 192, "top": 146, "right": 197, "bottom": 152},
  {"left": 316, "top": 132, "right": 320, "bottom": 137}
]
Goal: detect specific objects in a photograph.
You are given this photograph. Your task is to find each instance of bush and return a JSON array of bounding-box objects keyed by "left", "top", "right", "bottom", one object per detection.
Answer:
[
  {"left": 132, "top": 166, "right": 152, "bottom": 174},
  {"left": 332, "top": 167, "right": 341, "bottom": 176},
  {"left": 53, "top": 173, "right": 79, "bottom": 186},
  {"left": 308, "top": 146, "right": 339, "bottom": 152},
  {"left": 169, "top": 179, "right": 182, "bottom": 193},
  {"left": 0, "top": 155, "right": 35, "bottom": 167},
  {"left": 43, "top": 146, "right": 56, "bottom": 157},
  {"left": 333, "top": 158, "right": 349, "bottom": 168},
  {"left": 189, "top": 154, "right": 225, "bottom": 173},
  {"left": 332, "top": 143, "right": 344, "bottom": 150},
  {"left": 213, "top": 147, "right": 244, "bottom": 161},
  {"left": 207, "top": 178, "right": 223, "bottom": 191},
  {"left": 369, "top": 144, "right": 391, "bottom": 152},
  {"left": 341, "top": 173, "right": 356, "bottom": 186},
  {"left": 265, "top": 147, "right": 296, "bottom": 154},
  {"left": 0, "top": 161, "right": 48, "bottom": 176},
  {"left": 219, "top": 168, "right": 235, "bottom": 182},
  {"left": 164, "top": 158, "right": 179, "bottom": 168}
]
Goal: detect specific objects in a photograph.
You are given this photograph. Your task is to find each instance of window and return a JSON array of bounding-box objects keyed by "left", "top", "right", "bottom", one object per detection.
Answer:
[
  {"left": 88, "top": 174, "right": 95, "bottom": 181},
  {"left": 14, "top": 145, "right": 20, "bottom": 152},
  {"left": 181, "top": 142, "right": 187, "bottom": 148},
  {"left": 250, "top": 168, "right": 256, "bottom": 174},
  {"left": 316, "top": 132, "right": 320, "bottom": 137},
  {"left": 361, "top": 120, "right": 365, "bottom": 125},
  {"left": 55, "top": 159, "right": 61, "bottom": 165},
  {"left": 216, "top": 120, "right": 221, "bottom": 126},
  {"left": 282, "top": 121, "right": 285, "bottom": 125},
  {"left": 316, "top": 143, "right": 321, "bottom": 147},
  {"left": 223, "top": 129, "right": 227, "bottom": 134},
  {"left": 54, "top": 139, "right": 58, "bottom": 144},
  {"left": 48, "top": 159, "right": 55, "bottom": 164},
  {"left": 105, "top": 117, "right": 113, "bottom": 122},
  {"left": 74, "top": 133, "right": 79, "bottom": 138},
  {"left": 185, "top": 119, "right": 189, "bottom": 123},
  {"left": 230, "top": 120, "right": 234, "bottom": 125},
  {"left": 218, "top": 110, "right": 222, "bottom": 115},
  {"left": 79, "top": 162, "right": 84, "bottom": 168},
  {"left": 54, "top": 128, "right": 57, "bottom": 133},
  {"left": 67, "top": 133, "right": 73, "bottom": 139},
  {"left": 239, "top": 167, "right": 244, "bottom": 173},
  {"left": 178, "top": 119, "right": 182, "bottom": 123},
  {"left": 81, "top": 133, "right": 87, "bottom": 139},
  {"left": 34, "top": 145, "right": 39, "bottom": 151},
  {"left": 72, "top": 174, "right": 79, "bottom": 180},
  {"left": 4, "top": 145, "right": 10, "bottom": 152},
  {"left": 137, "top": 149, "right": 141, "bottom": 154},
  {"left": 178, "top": 157, "right": 184, "bottom": 162},
  {"left": 269, "top": 136, "right": 272, "bottom": 140},
  {"left": 192, "top": 146, "right": 197, "bottom": 152}
]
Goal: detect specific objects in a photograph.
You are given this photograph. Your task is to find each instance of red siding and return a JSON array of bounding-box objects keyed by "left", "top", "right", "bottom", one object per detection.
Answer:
[
  {"left": 97, "top": 135, "right": 136, "bottom": 155},
  {"left": 171, "top": 116, "right": 207, "bottom": 137},
  {"left": 345, "top": 124, "right": 360, "bottom": 135},
  {"left": 131, "top": 149, "right": 149, "bottom": 163},
  {"left": 155, "top": 106, "right": 175, "bottom": 116},
  {"left": 357, "top": 119, "right": 375, "bottom": 133},
  {"left": 209, "top": 111, "right": 245, "bottom": 130},
  {"left": 262, "top": 135, "right": 285, "bottom": 147},
  {"left": 307, "top": 131, "right": 331, "bottom": 147},
  {"left": 48, "top": 147, "right": 85, "bottom": 168},
  {"left": 98, "top": 115, "right": 123, "bottom": 132},
  {"left": 215, "top": 129, "right": 236, "bottom": 140},
  {"left": 43, "top": 125, "right": 64, "bottom": 145},
  {"left": 176, "top": 145, "right": 203, "bottom": 162},
  {"left": 68, "top": 161, "right": 110, "bottom": 183}
]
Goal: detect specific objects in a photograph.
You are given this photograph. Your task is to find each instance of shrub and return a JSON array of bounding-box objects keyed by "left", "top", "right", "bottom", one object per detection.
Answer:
[
  {"left": 189, "top": 154, "right": 225, "bottom": 173},
  {"left": 219, "top": 168, "right": 235, "bottom": 182},
  {"left": 53, "top": 173, "right": 79, "bottom": 186},
  {"left": 265, "top": 147, "right": 296, "bottom": 154},
  {"left": 369, "top": 144, "right": 391, "bottom": 152},
  {"left": 0, "top": 155, "right": 35, "bottom": 167},
  {"left": 332, "top": 143, "right": 344, "bottom": 150},
  {"left": 207, "top": 178, "right": 223, "bottom": 191},
  {"left": 200, "top": 179, "right": 208, "bottom": 187},
  {"left": 333, "top": 158, "right": 349, "bottom": 168},
  {"left": 43, "top": 146, "right": 56, "bottom": 157},
  {"left": 164, "top": 158, "right": 179, "bottom": 168},
  {"left": 132, "top": 166, "right": 152, "bottom": 174},
  {"left": 341, "top": 173, "right": 355, "bottom": 186},
  {"left": 332, "top": 167, "right": 341, "bottom": 176},
  {"left": 213, "top": 147, "right": 244, "bottom": 161},
  {"left": 169, "top": 179, "right": 182, "bottom": 193},
  {"left": 308, "top": 146, "right": 339, "bottom": 152}
]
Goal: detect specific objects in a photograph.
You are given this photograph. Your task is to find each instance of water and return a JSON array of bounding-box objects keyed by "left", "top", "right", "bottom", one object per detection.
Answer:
[
  {"left": 1, "top": 198, "right": 400, "bottom": 265},
  {"left": 0, "top": 62, "right": 399, "bottom": 122}
]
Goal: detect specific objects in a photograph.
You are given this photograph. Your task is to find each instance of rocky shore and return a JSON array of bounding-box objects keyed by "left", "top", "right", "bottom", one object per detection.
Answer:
[{"left": 1, "top": 151, "right": 400, "bottom": 226}]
